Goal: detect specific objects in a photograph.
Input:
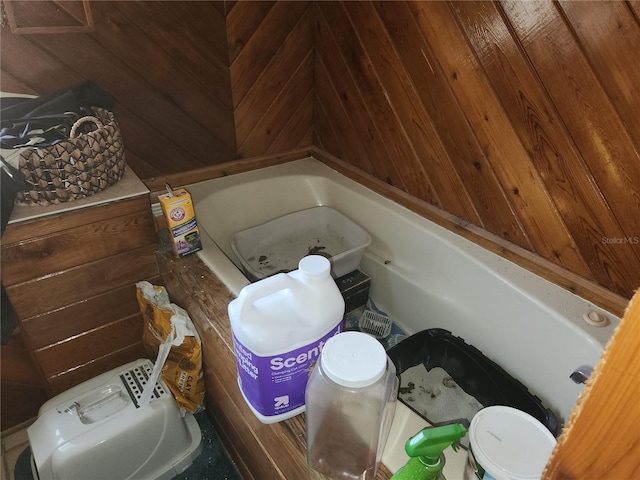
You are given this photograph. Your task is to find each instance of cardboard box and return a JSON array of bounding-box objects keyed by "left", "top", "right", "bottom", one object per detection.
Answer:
[{"left": 158, "top": 188, "right": 202, "bottom": 257}]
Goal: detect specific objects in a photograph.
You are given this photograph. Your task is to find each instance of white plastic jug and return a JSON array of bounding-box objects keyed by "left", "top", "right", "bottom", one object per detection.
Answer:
[{"left": 228, "top": 255, "right": 345, "bottom": 424}]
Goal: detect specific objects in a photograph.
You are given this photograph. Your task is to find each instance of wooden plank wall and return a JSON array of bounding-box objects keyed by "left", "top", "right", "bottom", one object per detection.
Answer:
[
  {"left": 0, "top": 328, "right": 48, "bottom": 429},
  {"left": 544, "top": 287, "right": 640, "bottom": 479},
  {"left": 314, "top": 1, "right": 640, "bottom": 303},
  {"left": 225, "top": 1, "right": 314, "bottom": 158},
  {"left": 2, "top": 1, "right": 638, "bottom": 306},
  {"left": 1, "top": 0, "right": 236, "bottom": 179},
  {"left": 1, "top": 196, "right": 160, "bottom": 395}
]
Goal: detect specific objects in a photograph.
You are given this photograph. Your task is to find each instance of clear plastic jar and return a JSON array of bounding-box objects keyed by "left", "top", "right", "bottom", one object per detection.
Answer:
[{"left": 305, "top": 331, "right": 399, "bottom": 480}]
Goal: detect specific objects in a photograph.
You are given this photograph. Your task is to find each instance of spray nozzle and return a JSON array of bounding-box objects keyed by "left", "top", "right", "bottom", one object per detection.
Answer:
[{"left": 405, "top": 423, "right": 467, "bottom": 466}]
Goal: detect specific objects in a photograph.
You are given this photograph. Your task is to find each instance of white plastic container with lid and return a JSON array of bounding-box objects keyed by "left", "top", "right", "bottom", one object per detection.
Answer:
[
  {"left": 466, "top": 406, "right": 557, "bottom": 480},
  {"left": 228, "top": 255, "right": 345, "bottom": 424},
  {"left": 305, "top": 331, "right": 399, "bottom": 480}
]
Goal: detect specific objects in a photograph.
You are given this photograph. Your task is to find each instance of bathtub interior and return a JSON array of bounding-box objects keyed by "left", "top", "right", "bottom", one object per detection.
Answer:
[{"left": 186, "top": 157, "right": 619, "bottom": 427}]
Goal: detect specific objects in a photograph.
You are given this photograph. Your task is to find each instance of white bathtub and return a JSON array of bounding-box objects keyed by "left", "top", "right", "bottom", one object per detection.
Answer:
[{"left": 185, "top": 157, "right": 619, "bottom": 475}]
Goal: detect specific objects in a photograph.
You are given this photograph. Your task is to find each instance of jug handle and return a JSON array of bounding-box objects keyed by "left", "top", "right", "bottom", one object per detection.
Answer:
[{"left": 235, "top": 273, "right": 293, "bottom": 317}]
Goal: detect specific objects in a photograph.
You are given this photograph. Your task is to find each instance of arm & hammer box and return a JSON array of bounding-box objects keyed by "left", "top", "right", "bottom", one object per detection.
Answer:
[{"left": 159, "top": 187, "right": 203, "bottom": 257}]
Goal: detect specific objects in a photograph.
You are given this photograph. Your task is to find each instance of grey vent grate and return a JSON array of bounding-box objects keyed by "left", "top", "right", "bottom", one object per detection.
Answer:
[{"left": 120, "top": 363, "right": 169, "bottom": 408}]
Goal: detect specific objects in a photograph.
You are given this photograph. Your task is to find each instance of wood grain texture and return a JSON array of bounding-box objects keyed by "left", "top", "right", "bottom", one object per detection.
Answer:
[
  {"left": 0, "top": 329, "right": 49, "bottom": 430},
  {"left": 543, "top": 289, "right": 640, "bottom": 479},
  {"left": 314, "top": 0, "right": 640, "bottom": 301},
  {"left": 144, "top": 147, "right": 311, "bottom": 193},
  {"left": 346, "top": 1, "right": 482, "bottom": 223},
  {"left": 35, "top": 314, "right": 144, "bottom": 379},
  {"left": 21, "top": 281, "right": 154, "bottom": 350},
  {"left": 1, "top": 209, "right": 156, "bottom": 285},
  {"left": 47, "top": 342, "right": 149, "bottom": 395},
  {"left": 1, "top": 196, "right": 152, "bottom": 244},
  {"left": 6, "top": 244, "right": 159, "bottom": 319},
  {"left": 4, "top": 0, "right": 637, "bottom": 302},
  {"left": 227, "top": 1, "right": 314, "bottom": 157},
  {"left": 374, "top": 1, "right": 531, "bottom": 248},
  {"left": 314, "top": 9, "right": 397, "bottom": 182},
  {"left": 1, "top": 1, "right": 236, "bottom": 179},
  {"left": 497, "top": 0, "right": 640, "bottom": 294}
]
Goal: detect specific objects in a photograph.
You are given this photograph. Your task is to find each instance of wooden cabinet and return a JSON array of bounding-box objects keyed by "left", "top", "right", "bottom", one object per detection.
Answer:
[{"left": 1, "top": 194, "right": 160, "bottom": 396}]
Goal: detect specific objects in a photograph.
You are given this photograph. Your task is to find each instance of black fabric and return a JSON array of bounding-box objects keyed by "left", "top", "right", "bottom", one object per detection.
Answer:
[
  {"left": 1, "top": 285, "right": 18, "bottom": 345},
  {"left": 1, "top": 155, "right": 27, "bottom": 234},
  {"left": 0, "top": 81, "right": 116, "bottom": 149},
  {"left": 1, "top": 157, "right": 25, "bottom": 344}
]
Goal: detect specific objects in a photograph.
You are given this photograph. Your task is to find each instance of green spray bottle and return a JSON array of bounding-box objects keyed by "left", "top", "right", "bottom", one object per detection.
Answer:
[{"left": 390, "top": 423, "right": 467, "bottom": 480}]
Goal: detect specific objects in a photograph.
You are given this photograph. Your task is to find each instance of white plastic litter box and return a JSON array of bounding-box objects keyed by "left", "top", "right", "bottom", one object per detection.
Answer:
[
  {"left": 27, "top": 358, "right": 202, "bottom": 480},
  {"left": 231, "top": 206, "right": 372, "bottom": 280}
]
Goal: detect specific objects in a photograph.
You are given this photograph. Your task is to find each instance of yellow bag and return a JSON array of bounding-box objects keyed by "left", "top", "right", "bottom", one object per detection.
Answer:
[{"left": 136, "top": 281, "right": 205, "bottom": 414}]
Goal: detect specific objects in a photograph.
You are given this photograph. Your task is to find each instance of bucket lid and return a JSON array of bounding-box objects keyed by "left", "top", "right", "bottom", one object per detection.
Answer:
[
  {"left": 469, "top": 406, "right": 557, "bottom": 480},
  {"left": 321, "top": 331, "right": 387, "bottom": 388}
]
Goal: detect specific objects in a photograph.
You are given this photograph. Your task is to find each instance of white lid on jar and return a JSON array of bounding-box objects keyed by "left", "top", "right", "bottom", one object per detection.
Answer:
[
  {"left": 321, "top": 331, "right": 387, "bottom": 388},
  {"left": 469, "top": 406, "right": 557, "bottom": 480}
]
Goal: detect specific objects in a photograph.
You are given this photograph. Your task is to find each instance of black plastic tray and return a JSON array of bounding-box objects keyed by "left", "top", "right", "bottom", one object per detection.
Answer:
[{"left": 387, "top": 328, "right": 560, "bottom": 436}]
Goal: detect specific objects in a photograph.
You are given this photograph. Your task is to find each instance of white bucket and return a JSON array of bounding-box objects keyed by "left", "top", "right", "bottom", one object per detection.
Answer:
[{"left": 466, "top": 406, "right": 557, "bottom": 480}]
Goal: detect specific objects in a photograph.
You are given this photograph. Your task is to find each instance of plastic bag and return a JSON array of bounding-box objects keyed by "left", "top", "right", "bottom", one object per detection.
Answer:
[{"left": 136, "top": 281, "right": 205, "bottom": 414}]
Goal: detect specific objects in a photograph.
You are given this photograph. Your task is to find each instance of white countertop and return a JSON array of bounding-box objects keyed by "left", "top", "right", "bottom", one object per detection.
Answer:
[{"left": 8, "top": 166, "right": 149, "bottom": 225}]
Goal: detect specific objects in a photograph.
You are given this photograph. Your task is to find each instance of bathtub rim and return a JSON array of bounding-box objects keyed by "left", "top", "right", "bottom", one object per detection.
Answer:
[
  {"left": 185, "top": 156, "right": 619, "bottom": 354},
  {"left": 183, "top": 157, "right": 617, "bottom": 436},
  {"left": 148, "top": 147, "right": 628, "bottom": 318}
]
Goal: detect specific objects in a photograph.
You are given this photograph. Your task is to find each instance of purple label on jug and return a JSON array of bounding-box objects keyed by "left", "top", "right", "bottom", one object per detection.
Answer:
[{"left": 233, "top": 323, "right": 342, "bottom": 418}]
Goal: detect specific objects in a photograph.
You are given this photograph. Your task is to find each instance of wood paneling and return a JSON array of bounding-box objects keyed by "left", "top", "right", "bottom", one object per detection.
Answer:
[
  {"left": 157, "top": 248, "right": 393, "bottom": 480},
  {"left": 3, "top": 0, "right": 638, "bottom": 302},
  {"left": 0, "top": 328, "right": 48, "bottom": 430},
  {"left": 36, "top": 315, "right": 143, "bottom": 378},
  {"left": 227, "top": 1, "right": 314, "bottom": 157},
  {"left": 1, "top": 205, "right": 156, "bottom": 284},
  {"left": 314, "top": 1, "right": 640, "bottom": 302},
  {"left": 1, "top": 1, "right": 236, "bottom": 179},
  {"left": 544, "top": 289, "right": 640, "bottom": 480},
  {"left": 47, "top": 342, "right": 149, "bottom": 394},
  {"left": 1, "top": 195, "right": 159, "bottom": 399},
  {"left": 22, "top": 283, "right": 143, "bottom": 350},
  {"left": 6, "top": 244, "right": 159, "bottom": 319}
]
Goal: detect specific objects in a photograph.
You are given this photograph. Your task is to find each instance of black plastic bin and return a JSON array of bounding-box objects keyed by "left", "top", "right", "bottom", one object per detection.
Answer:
[{"left": 387, "top": 328, "right": 560, "bottom": 436}]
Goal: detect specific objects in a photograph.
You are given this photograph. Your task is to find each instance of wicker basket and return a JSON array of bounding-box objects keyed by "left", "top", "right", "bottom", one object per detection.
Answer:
[{"left": 15, "top": 107, "right": 126, "bottom": 206}]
